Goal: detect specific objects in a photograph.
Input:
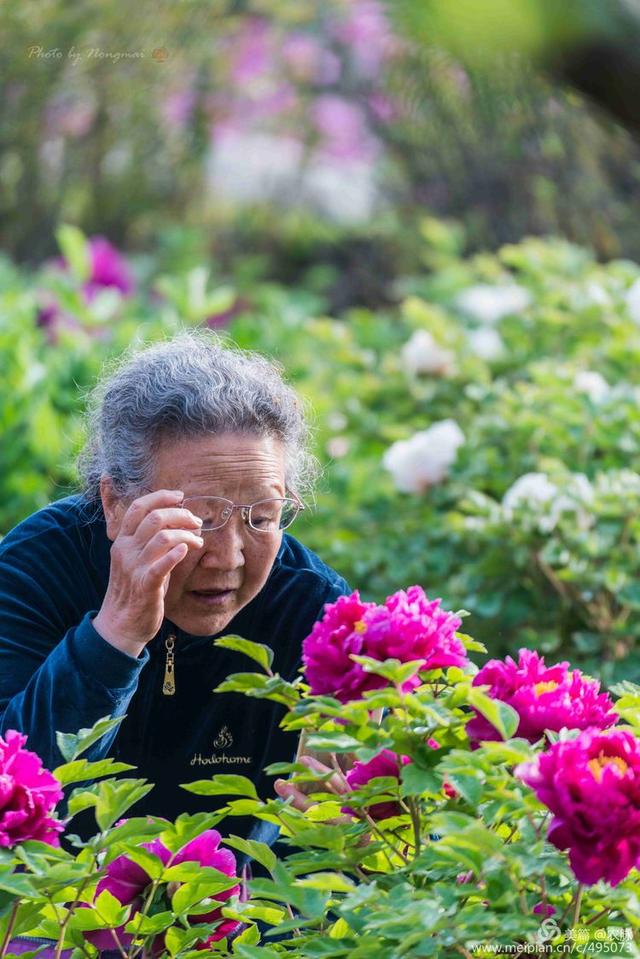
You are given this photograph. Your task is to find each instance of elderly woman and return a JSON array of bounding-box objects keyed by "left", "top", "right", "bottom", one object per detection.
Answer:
[{"left": 0, "top": 330, "right": 350, "bottom": 835}]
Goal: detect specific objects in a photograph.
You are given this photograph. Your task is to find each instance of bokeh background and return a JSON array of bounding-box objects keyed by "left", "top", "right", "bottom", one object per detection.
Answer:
[{"left": 4, "top": 0, "right": 640, "bottom": 680}]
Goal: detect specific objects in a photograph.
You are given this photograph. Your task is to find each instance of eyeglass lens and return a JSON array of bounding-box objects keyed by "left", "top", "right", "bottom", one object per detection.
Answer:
[{"left": 183, "top": 497, "right": 298, "bottom": 532}]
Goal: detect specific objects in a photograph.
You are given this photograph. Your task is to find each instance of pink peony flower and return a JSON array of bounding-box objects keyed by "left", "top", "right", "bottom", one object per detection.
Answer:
[
  {"left": 302, "top": 591, "right": 379, "bottom": 702},
  {"left": 533, "top": 902, "right": 556, "bottom": 917},
  {"left": 312, "top": 95, "right": 378, "bottom": 162},
  {"left": 38, "top": 236, "right": 134, "bottom": 342},
  {"left": 516, "top": 728, "right": 640, "bottom": 886},
  {"left": 372, "top": 587, "right": 466, "bottom": 672},
  {"left": 467, "top": 649, "right": 617, "bottom": 744},
  {"left": 303, "top": 587, "right": 466, "bottom": 703},
  {"left": 343, "top": 750, "right": 411, "bottom": 820},
  {"left": 0, "top": 731, "right": 63, "bottom": 848},
  {"left": 84, "top": 829, "right": 240, "bottom": 952},
  {"left": 83, "top": 236, "right": 134, "bottom": 299}
]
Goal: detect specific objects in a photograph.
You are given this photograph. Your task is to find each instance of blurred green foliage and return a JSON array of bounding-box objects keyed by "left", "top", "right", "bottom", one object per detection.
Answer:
[{"left": 4, "top": 223, "right": 640, "bottom": 683}]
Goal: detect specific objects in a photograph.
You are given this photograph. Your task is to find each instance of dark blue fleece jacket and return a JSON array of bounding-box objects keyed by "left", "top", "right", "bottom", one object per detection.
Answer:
[{"left": 0, "top": 495, "right": 350, "bottom": 836}]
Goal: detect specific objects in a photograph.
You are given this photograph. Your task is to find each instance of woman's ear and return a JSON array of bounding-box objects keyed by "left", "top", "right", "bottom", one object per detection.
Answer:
[{"left": 100, "top": 476, "right": 126, "bottom": 542}]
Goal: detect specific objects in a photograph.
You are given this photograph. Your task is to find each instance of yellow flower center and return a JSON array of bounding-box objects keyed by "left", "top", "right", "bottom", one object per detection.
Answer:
[
  {"left": 353, "top": 620, "right": 367, "bottom": 634},
  {"left": 533, "top": 681, "right": 559, "bottom": 697},
  {"left": 587, "top": 752, "right": 629, "bottom": 783}
]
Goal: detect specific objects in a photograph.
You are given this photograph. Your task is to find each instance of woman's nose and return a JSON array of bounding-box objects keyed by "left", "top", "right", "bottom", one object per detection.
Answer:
[{"left": 199, "top": 515, "right": 246, "bottom": 568}]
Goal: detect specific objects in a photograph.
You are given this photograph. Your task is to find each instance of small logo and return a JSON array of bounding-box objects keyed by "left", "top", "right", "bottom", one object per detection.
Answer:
[
  {"left": 534, "top": 917, "right": 561, "bottom": 946},
  {"left": 213, "top": 726, "right": 233, "bottom": 749},
  {"left": 151, "top": 47, "right": 169, "bottom": 62}
]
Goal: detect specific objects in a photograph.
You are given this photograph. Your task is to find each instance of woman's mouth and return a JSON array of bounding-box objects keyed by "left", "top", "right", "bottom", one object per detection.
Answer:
[{"left": 190, "top": 589, "right": 235, "bottom": 606}]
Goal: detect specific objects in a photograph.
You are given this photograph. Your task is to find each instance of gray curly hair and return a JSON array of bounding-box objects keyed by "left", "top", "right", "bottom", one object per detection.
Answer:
[{"left": 76, "top": 329, "right": 319, "bottom": 506}]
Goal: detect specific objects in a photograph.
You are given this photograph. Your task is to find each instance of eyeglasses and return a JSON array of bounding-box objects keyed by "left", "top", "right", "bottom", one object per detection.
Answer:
[{"left": 181, "top": 496, "right": 304, "bottom": 533}]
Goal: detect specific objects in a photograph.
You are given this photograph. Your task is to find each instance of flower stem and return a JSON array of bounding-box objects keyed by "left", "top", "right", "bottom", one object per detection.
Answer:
[
  {"left": 0, "top": 902, "right": 19, "bottom": 959},
  {"left": 54, "top": 874, "right": 93, "bottom": 959},
  {"left": 408, "top": 797, "right": 422, "bottom": 858},
  {"left": 572, "top": 884, "right": 584, "bottom": 927},
  {"left": 585, "top": 908, "right": 610, "bottom": 927}
]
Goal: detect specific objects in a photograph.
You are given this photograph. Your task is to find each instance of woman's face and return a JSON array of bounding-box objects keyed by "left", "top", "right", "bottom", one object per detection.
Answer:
[{"left": 144, "top": 432, "right": 286, "bottom": 636}]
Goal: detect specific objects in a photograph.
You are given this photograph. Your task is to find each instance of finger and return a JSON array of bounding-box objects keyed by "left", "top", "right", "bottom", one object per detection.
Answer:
[
  {"left": 274, "top": 779, "right": 314, "bottom": 812},
  {"left": 298, "top": 755, "right": 350, "bottom": 795},
  {"left": 140, "top": 528, "right": 204, "bottom": 566},
  {"left": 134, "top": 506, "right": 204, "bottom": 544},
  {"left": 120, "top": 489, "right": 186, "bottom": 538},
  {"left": 147, "top": 543, "right": 190, "bottom": 587}
]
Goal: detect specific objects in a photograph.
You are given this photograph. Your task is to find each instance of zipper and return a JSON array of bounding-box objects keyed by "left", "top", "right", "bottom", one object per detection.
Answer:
[{"left": 163, "top": 633, "right": 176, "bottom": 695}]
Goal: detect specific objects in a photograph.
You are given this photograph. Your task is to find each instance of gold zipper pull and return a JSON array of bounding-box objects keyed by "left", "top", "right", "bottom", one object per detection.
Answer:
[{"left": 163, "top": 634, "right": 176, "bottom": 695}]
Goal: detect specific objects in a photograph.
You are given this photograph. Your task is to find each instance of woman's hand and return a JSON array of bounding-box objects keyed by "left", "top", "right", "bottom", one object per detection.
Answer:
[
  {"left": 274, "top": 754, "right": 351, "bottom": 812},
  {"left": 92, "top": 489, "right": 204, "bottom": 657}
]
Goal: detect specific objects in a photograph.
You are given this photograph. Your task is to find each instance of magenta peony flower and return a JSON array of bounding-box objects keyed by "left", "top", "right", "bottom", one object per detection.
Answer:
[
  {"left": 302, "top": 591, "right": 379, "bottom": 702},
  {"left": 467, "top": 649, "right": 617, "bottom": 744},
  {"left": 343, "top": 750, "right": 411, "bottom": 820},
  {"left": 303, "top": 587, "right": 466, "bottom": 704},
  {"left": 84, "top": 829, "right": 240, "bottom": 951},
  {"left": 533, "top": 902, "right": 556, "bottom": 917},
  {"left": 0, "top": 730, "right": 63, "bottom": 848},
  {"left": 373, "top": 587, "right": 466, "bottom": 672},
  {"left": 84, "top": 236, "right": 134, "bottom": 299},
  {"left": 516, "top": 728, "right": 640, "bottom": 885}
]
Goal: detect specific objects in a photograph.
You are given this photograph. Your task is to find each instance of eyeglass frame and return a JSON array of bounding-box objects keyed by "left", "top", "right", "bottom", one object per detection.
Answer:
[
  {"left": 138, "top": 487, "right": 305, "bottom": 533},
  {"left": 181, "top": 495, "right": 304, "bottom": 533}
]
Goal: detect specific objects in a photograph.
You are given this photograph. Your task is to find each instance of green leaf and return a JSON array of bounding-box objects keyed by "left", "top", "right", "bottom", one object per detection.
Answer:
[
  {"left": 214, "top": 673, "right": 298, "bottom": 707},
  {"left": 55, "top": 715, "right": 125, "bottom": 763},
  {"left": 94, "top": 889, "right": 130, "bottom": 926},
  {"left": 444, "top": 772, "right": 483, "bottom": 805},
  {"left": 304, "top": 733, "right": 361, "bottom": 752},
  {"left": 467, "top": 688, "right": 519, "bottom": 740},
  {"left": 54, "top": 758, "right": 136, "bottom": 786},
  {"left": 400, "top": 763, "right": 441, "bottom": 798},
  {"left": 226, "top": 901, "right": 285, "bottom": 926},
  {"left": 172, "top": 877, "right": 239, "bottom": 915},
  {"left": 65, "top": 785, "right": 100, "bottom": 819},
  {"left": 116, "top": 846, "right": 164, "bottom": 880},
  {"left": 93, "top": 779, "right": 155, "bottom": 831},
  {"left": 0, "top": 870, "right": 38, "bottom": 898},
  {"left": 295, "top": 872, "right": 355, "bottom": 893},
  {"left": 349, "top": 655, "right": 425, "bottom": 685},
  {"left": 222, "top": 836, "right": 276, "bottom": 874},
  {"left": 224, "top": 799, "right": 263, "bottom": 817},
  {"left": 99, "top": 817, "right": 167, "bottom": 849},
  {"left": 235, "top": 946, "right": 281, "bottom": 959},
  {"left": 214, "top": 635, "right": 274, "bottom": 673},
  {"left": 160, "top": 813, "right": 228, "bottom": 853},
  {"left": 180, "top": 775, "right": 258, "bottom": 799},
  {"left": 56, "top": 224, "right": 91, "bottom": 283},
  {"left": 165, "top": 926, "right": 185, "bottom": 957},
  {"left": 124, "top": 911, "right": 174, "bottom": 935},
  {"left": 232, "top": 923, "right": 260, "bottom": 949},
  {"left": 67, "top": 909, "right": 110, "bottom": 932}
]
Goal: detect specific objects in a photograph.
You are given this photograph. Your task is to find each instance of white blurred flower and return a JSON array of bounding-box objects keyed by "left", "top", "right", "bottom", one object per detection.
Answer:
[
  {"left": 574, "top": 370, "right": 609, "bottom": 403},
  {"left": 467, "top": 327, "right": 505, "bottom": 362},
  {"left": 625, "top": 278, "right": 640, "bottom": 325},
  {"left": 326, "top": 437, "right": 350, "bottom": 459},
  {"left": 456, "top": 284, "right": 531, "bottom": 325},
  {"left": 327, "top": 411, "right": 347, "bottom": 430},
  {"left": 503, "top": 472, "right": 594, "bottom": 532},
  {"left": 584, "top": 282, "right": 610, "bottom": 307},
  {"left": 400, "top": 329, "right": 456, "bottom": 376},
  {"left": 383, "top": 419, "right": 465, "bottom": 493},
  {"left": 503, "top": 473, "right": 558, "bottom": 514}
]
